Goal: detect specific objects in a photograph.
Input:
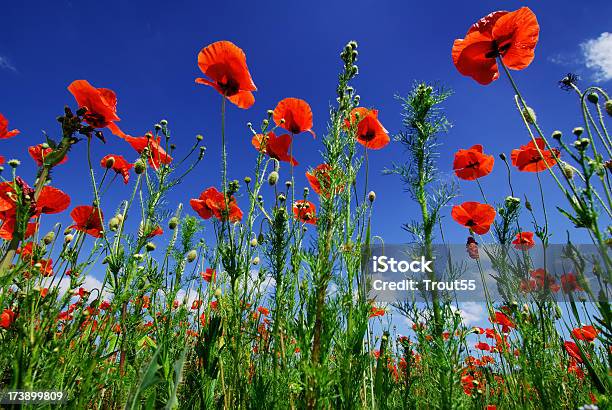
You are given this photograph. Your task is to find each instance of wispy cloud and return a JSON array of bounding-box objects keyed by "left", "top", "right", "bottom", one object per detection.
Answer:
[
  {"left": 0, "top": 55, "right": 17, "bottom": 72},
  {"left": 581, "top": 32, "right": 612, "bottom": 82}
]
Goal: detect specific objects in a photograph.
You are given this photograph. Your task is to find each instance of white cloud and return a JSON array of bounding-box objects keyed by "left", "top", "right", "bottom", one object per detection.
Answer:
[
  {"left": 581, "top": 32, "right": 612, "bottom": 82},
  {"left": 0, "top": 56, "right": 16, "bottom": 72},
  {"left": 453, "top": 302, "right": 485, "bottom": 326}
]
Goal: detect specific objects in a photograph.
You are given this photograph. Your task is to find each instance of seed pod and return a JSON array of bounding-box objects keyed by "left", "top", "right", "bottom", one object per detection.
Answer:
[
  {"left": 186, "top": 250, "right": 197, "bottom": 263},
  {"left": 587, "top": 92, "right": 599, "bottom": 104}
]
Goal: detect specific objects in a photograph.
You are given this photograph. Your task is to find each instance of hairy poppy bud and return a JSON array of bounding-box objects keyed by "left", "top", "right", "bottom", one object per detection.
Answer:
[
  {"left": 605, "top": 99, "right": 612, "bottom": 116},
  {"left": 105, "top": 156, "right": 115, "bottom": 169},
  {"left": 154, "top": 123, "right": 162, "bottom": 131},
  {"left": 268, "top": 171, "right": 279, "bottom": 186},
  {"left": 560, "top": 162, "right": 576, "bottom": 179},
  {"left": 522, "top": 107, "right": 537, "bottom": 124},
  {"left": 134, "top": 159, "right": 146, "bottom": 174},
  {"left": 587, "top": 92, "right": 599, "bottom": 104},
  {"left": 244, "top": 176, "right": 252, "bottom": 184},
  {"left": 168, "top": 217, "right": 178, "bottom": 230},
  {"left": 552, "top": 130, "right": 562, "bottom": 140},
  {"left": 43, "top": 231, "right": 55, "bottom": 245},
  {"left": 368, "top": 191, "right": 376, "bottom": 203},
  {"left": 252, "top": 256, "right": 260, "bottom": 265},
  {"left": 250, "top": 238, "right": 258, "bottom": 247},
  {"left": 8, "top": 159, "right": 20, "bottom": 168},
  {"left": 572, "top": 127, "right": 584, "bottom": 137},
  {"left": 109, "top": 217, "right": 120, "bottom": 231},
  {"left": 196, "top": 134, "right": 204, "bottom": 141},
  {"left": 285, "top": 181, "right": 292, "bottom": 188},
  {"left": 145, "top": 242, "right": 156, "bottom": 252},
  {"left": 229, "top": 180, "right": 240, "bottom": 193},
  {"left": 65, "top": 234, "right": 74, "bottom": 243},
  {"left": 160, "top": 119, "right": 168, "bottom": 126},
  {"left": 186, "top": 250, "right": 197, "bottom": 263},
  {"left": 262, "top": 119, "right": 269, "bottom": 127}
]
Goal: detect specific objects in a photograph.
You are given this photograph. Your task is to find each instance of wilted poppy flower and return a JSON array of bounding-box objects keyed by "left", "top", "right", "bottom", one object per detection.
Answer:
[
  {"left": 0, "top": 113, "right": 19, "bottom": 139},
  {"left": 100, "top": 154, "right": 133, "bottom": 184},
  {"left": 453, "top": 145, "right": 494, "bottom": 180},
  {"left": 201, "top": 268, "right": 216, "bottom": 282},
  {"left": 69, "top": 205, "right": 104, "bottom": 238},
  {"left": 0, "top": 308, "right": 16, "bottom": 329},
  {"left": 511, "top": 138, "right": 559, "bottom": 172},
  {"left": 564, "top": 341, "right": 583, "bottom": 363},
  {"left": 195, "top": 41, "right": 257, "bottom": 109},
  {"left": 251, "top": 132, "right": 298, "bottom": 165},
  {"left": 190, "top": 187, "right": 243, "bottom": 223},
  {"left": 512, "top": 231, "right": 535, "bottom": 250},
  {"left": 306, "top": 164, "right": 344, "bottom": 197},
  {"left": 293, "top": 200, "right": 317, "bottom": 225},
  {"left": 28, "top": 144, "right": 69, "bottom": 167},
  {"left": 273, "top": 98, "right": 315, "bottom": 137},
  {"left": 67, "top": 80, "right": 126, "bottom": 137},
  {"left": 451, "top": 7, "right": 539, "bottom": 85},
  {"left": 451, "top": 201, "right": 496, "bottom": 234},
  {"left": 572, "top": 325, "right": 598, "bottom": 343},
  {"left": 346, "top": 107, "right": 390, "bottom": 150},
  {"left": 560, "top": 273, "right": 583, "bottom": 293}
]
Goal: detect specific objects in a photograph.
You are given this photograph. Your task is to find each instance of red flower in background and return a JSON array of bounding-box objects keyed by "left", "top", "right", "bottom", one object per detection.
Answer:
[
  {"left": 0, "top": 309, "right": 16, "bottom": 329},
  {"left": 69, "top": 205, "right": 104, "bottom": 238},
  {"left": 572, "top": 325, "right": 598, "bottom": 343},
  {"left": 492, "top": 311, "right": 515, "bottom": 333},
  {"left": 306, "top": 164, "right": 344, "bottom": 197},
  {"left": 369, "top": 306, "right": 385, "bottom": 318},
  {"left": 293, "top": 200, "right": 317, "bottom": 225},
  {"left": 475, "top": 342, "right": 491, "bottom": 351},
  {"left": 67, "top": 80, "right": 126, "bottom": 137},
  {"left": 251, "top": 132, "right": 298, "bottom": 165},
  {"left": 0, "top": 113, "right": 20, "bottom": 139},
  {"left": 195, "top": 41, "right": 257, "bottom": 109},
  {"left": 346, "top": 107, "right": 390, "bottom": 150},
  {"left": 453, "top": 144, "right": 494, "bottom": 180},
  {"left": 452, "top": 7, "right": 539, "bottom": 85},
  {"left": 451, "top": 201, "right": 496, "bottom": 234},
  {"left": 201, "top": 268, "right": 216, "bottom": 282},
  {"left": 190, "top": 187, "right": 243, "bottom": 223},
  {"left": 521, "top": 269, "right": 560, "bottom": 293},
  {"left": 273, "top": 98, "right": 315, "bottom": 137},
  {"left": 512, "top": 231, "right": 535, "bottom": 250},
  {"left": 564, "top": 341, "right": 583, "bottom": 363},
  {"left": 35, "top": 186, "right": 71, "bottom": 215},
  {"left": 560, "top": 273, "right": 583, "bottom": 293},
  {"left": 123, "top": 134, "right": 173, "bottom": 170},
  {"left": 0, "top": 156, "right": 4, "bottom": 165},
  {"left": 145, "top": 225, "right": 163, "bottom": 239},
  {"left": 28, "top": 144, "right": 69, "bottom": 167},
  {"left": 511, "top": 138, "right": 559, "bottom": 172},
  {"left": 100, "top": 154, "right": 133, "bottom": 184}
]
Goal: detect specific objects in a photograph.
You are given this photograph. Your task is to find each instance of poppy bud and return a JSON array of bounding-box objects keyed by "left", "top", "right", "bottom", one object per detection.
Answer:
[
  {"left": 43, "top": 231, "right": 55, "bottom": 245},
  {"left": 168, "top": 217, "right": 179, "bottom": 230},
  {"left": 250, "top": 238, "right": 258, "bottom": 247},
  {"left": 105, "top": 156, "right": 115, "bottom": 169},
  {"left": 572, "top": 127, "right": 584, "bottom": 137},
  {"left": 499, "top": 153, "right": 506, "bottom": 161},
  {"left": 0, "top": 166, "right": 3, "bottom": 173},
  {"left": 145, "top": 242, "right": 156, "bottom": 252},
  {"left": 262, "top": 119, "right": 269, "bottom": 127},
  {"left": 257, "top": 195, "right": 263, "bottom": 203},
  {"left": 521, "top": 107, "right": 536, "bottom": 124},
  {"left": 214, "top": 288, "right": 222, "bottom": 298},
  {"left": 154, "top": 123, "right": 162, "bottom": 131},
  {"left": 196, "top": 134, "right": 204, "bottom": 141},
  {"left": 160, "top": 119, "right": 168, "bottom": 126},
  {"left": 552, "top": 130, "right": 562, "bottom": 140},
  {"left": 244, "top": 176, "right": 252, "bottom": 184},
  {"left": 186, "top": 250, "right": 197, "bottom": 263},
  {"left": 368, "top": 191, "right": 376, "bottom": 203},
  {"left": 108, "top": 217, "right": 120, "bottom": 231},
  {"left": 65, "top": 234, "right": 74, "bottom": 243},
  {"left": 258, "top": 233, "right": 265, "bottom": 243},
  {"left": 285, "top": 181, "right": 292, "bottom": 188},
  {"left": 525, "top": 200, "right": 532, "bottom": 211},
  {"left": 606, "top": 99, "right": 612, "bottom": 116},
  {"left": 268, "top": 171, "right": 279, "bottom": 186},
  {"left": 303, "top": 187, "right": 309, "bottom": 197},
  {"left": 134, "top": 159, "right": 146, "bottom": 174},
  {"left": 278, "top": 193, "right": 286, "bottom": 202},
  {"left": 8, "top": 159, "right": 20, "bottom": 168},
  {"left": 348, "top": 41, "right": 358, "bottom": 50},
  {"left": 198, "top": 146, "right": 206, "bottom": 159},
  {"left": 560, "top": 162, "right": 576, "bottom": 179},
  {"left": 587, "top": 92, "right": 599, "bottom": 104},
  {"left": 134, "top": 253, "right": 144, "bottom": 261},
  {"left": 252, "top": 256, "right": 260, "bottom": 265}
]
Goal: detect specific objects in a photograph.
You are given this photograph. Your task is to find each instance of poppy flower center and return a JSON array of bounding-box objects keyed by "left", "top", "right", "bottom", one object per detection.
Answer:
[
  {"left": 360, "top": 130, "right": 376, "bottom": 142},
  {"left": 218, "top": 76, "right": 240, "bottom": 96},
  {"left": 484, "top": 40, "right": 512, "bottom": 59},
  {"left": 84, "top": 113, "right": 107, "bottom": 128}
]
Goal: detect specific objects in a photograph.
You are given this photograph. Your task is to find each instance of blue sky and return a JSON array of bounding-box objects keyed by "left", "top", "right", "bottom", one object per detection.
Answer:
[{"left": 1, "top": 0, "right": 611, "bottom": 249}]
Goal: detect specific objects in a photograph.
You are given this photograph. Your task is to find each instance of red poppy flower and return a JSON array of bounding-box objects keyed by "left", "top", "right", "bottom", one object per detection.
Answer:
[
  {"left": 0, "top": 156, "right": 4, "bottom": 165},
  {"left": 195, "top": 41, "right": 257, "bottom": 109},
  {"left": 146, "top": 225, "right": 163, "bottom": 239},
  {"left": 251, "top": 132, "right": 298, "bottom": 165},
  {"left": 452, "top": 7, "right": 539, "bottom": 85},
  {"left": 36, "top": 186, "right": 71, "bottom": 215},
  {"left": 122, "top": 134, "right": 173, "bottom": 170},
  {"left": 492, "top": 311, "right": 515, "bottom": 333},
  {"left": 257, "top": 306, "right": 270, "bottom": 316},
  {"left": 346, "top": 107, "right": 390, "bottom": 150},
  {"left": 451, "top": 201, "right": 496, "bottom": 235},
  {"left": 369, "top": 306, "right": 385, "bottom": 318},
  {"left": 293, "top": 200, "right": 317, "bottom": 225},
  {"left": 0, "top": 217, "right": 37, "bottom": 241},
  {"left": 453, "top": 144, "right": 494, "bottom": 180},
  {"left": 560, "top": 273, "right": 583, "bottom": 293},
  {"left": 511, "top": 138, "right": 559, "bottom": 172},
  {"left": 190, "top": 187, "right": 243, "bottom": 223},
  {"left": 67, "top": 80, "right": 126, "bottom": 137},
  {"left": 69, "top": 205, "right": 104, "bottom": 238},
  {"left": 0, "top": 308, "right": 16, "bottom": 329},
  {"left": 475, "top": 342, "right": 491, "bottom": 351},
  {"left": 512, "top": 231, "right": 535, "bottom": 250},
  {"left": 28, "top": 144, "right": 69, "bottom": 167},
  {"left": 572, "top": 325, "right": 598, "bottom": 343},
  {"left": 564, "top": 341, "right": 583, "bottom": 363},
  {"left": 273, "top": 98, "right": 315, "bottom": 137},
  {"left": 201, "top": 268, "right": 216, "bottom": 282},
  {"left": 100, "top": 154, "right": 133, "bottom": 184},
  {"left": 306, "top": 164, "right": 344, "bottom": 197},
  {"left": 0, "top": 113, "right": 19, "bottom": 139},
  {"left": 524, "top": 268, "right": 560, "bottom": 293}
]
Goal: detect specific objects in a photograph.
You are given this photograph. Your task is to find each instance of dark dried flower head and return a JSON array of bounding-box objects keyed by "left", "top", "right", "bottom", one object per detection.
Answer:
[{"left": 559, "top": 73, "right": 579, "bottom": 91}]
